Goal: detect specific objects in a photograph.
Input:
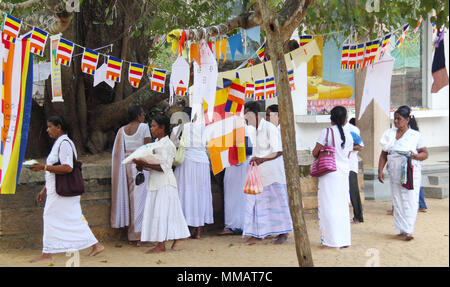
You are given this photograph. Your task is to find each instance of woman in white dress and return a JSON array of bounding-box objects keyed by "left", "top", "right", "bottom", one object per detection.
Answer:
[
  {"left": 133, "top": 115, "right": 190, "bottom": 253},
  {"left": 312, "top": 106, "right": 353, "bottom": 249},
  {"left": 111, "top": 105, "right": 151, "bottom": 245},
  {"left": 174, "top": 113, "right": 213, "bottom": 239},
  {"left": 378, "top": 106, "right": 428, "bottom": 241},
  {"left": 30, "top": 116, "right": 104, "bottom": 262},
  {"left": 242, "top": 102, "right": 293, "bottom": 245}
]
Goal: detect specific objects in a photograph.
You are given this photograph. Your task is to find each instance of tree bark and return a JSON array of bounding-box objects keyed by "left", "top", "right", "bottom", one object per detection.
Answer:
[{"left": 256, "top": 0, "right": 314, "bottom": 267}]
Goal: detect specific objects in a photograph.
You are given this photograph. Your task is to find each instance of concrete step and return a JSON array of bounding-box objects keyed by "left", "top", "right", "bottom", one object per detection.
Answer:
[
  {"left": 422, "top": 184, "right": 449, "bottom": 199},
  {"left": 428, "top": 173, "right": 449, "bottom": 185}
]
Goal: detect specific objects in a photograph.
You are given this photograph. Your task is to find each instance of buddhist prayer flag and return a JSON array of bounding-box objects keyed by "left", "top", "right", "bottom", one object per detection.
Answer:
[
  {"left": 256, "top": 42, "right": 266, "bottom": 63},
  {"left": 378, "top": 34, "right": 391, "bottom": 60},
  {"left": 347, "top": 44, "right": 357, "bottom": 70},
  {"left": 106, "top": 56, "right": 123, "bottom": 83},
  {"left": 56, "top": 38, "right": 74, "bottom": 67},
  {"left": 265, "top": 76, "right": 276, "bottom": 98},
  {"left": 299, "top": 35, "right": 313, "bottom": 46},
  {"left": 175, "top": 80, "right": 188, "bottom": 96},
  {"left": 369, "top": 39, "right": 380, "bottom": 64},
  {"left": 128, "top": 62, "right": 144, "bottom": 88},
  {"left": 340, "top": 45, "right": 349, "bottom": 70},
  {"left": 245, "top": 82, "right": 254, "bottom": 99},
  {"left": 224, "top": 78, "right": 245, "bottom": 115},
  {"left": 288, "top": 69, "right": 295, "bottom": 91},
  {"left": 81, "top": 48, "right": 99, "bottom": 75},
  {"left": 254, "top": 79, "right": 265, "bottom": 100},
  {"left": 2, "top": 14, "right": 21, "bottom": 44},
  {"left": 151, "top": 68, "right": 166, "bottom": 93},
  {"left": 0, "top": 36, "right": 33, "bottom": 194},
  {"left": 355, "top": 43, "right": 365, "bottom": 69},
  {"left": 396, "top": 24, "right": 410, "bottom": 48},
  {"left": 362, "top": 41, "right": 372, "bottom": 68},
  {"left": 204, "top": 87, "right": 246, "bottom": 175},
  {"left": 29, "top": 27, "right": 48, "bottom": 57}
]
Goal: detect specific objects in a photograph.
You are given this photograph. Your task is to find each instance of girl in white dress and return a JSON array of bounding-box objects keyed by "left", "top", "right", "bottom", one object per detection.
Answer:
[
  {"left": 133, "top": 115, "right": 190, "bottom": 253},
  {"left": 378, "top": 106, "right": 428, "bottom": 241},
  {"left": 312, "top": 106, "right": 353, "bottom": 249},
  {"left": 30, "top": 116, "right": 103, "bottom": 263},
  {"left": 111, "top": 105, "right": 151, "bottom": 245}
]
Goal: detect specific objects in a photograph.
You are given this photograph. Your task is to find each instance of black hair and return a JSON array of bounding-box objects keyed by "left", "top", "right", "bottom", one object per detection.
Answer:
[
  {"left": 267, "top": 104, "right": 278, "bottom": 113},
  {"left": 245, "top": 101, "right": 261, "bottom": 114},
  {"left": 152, "top": 114, "right": 171, "bottom": 136},
  {"left": 395, "top": 105, "right": 419, "bottom": 131},
  {"left": 47, "top": 115, "right": 69, "bottom": 133},
  {"left": 128, "top": 105, "right": 143, "bottom": 123},
  {"left": 330, "top": 106, "right": 347, "bottom": 149},
  {"left": 349, "top": 118, "right": 356, "bottom": 126}
]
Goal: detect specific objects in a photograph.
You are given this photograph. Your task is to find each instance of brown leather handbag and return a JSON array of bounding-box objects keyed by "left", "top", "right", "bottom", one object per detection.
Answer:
[{"left": 54, "top": 140, "right": 85, "bottom": 197}]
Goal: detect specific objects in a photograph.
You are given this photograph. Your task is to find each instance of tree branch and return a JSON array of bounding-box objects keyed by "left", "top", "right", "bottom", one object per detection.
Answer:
[
  {"left": 0, "top": 0, "right": 43, "bottom": 11},
  {"left": 279, "top": 0, "right": 314, "bottom": 42}
]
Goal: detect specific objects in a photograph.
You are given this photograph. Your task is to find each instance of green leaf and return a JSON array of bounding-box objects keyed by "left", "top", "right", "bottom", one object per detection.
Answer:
[
  {"left": 106, "top": 19, "right": 113, "bottom": 26},
  {"left": 105, "top": 7, "right": 109, "bottom": 16}
]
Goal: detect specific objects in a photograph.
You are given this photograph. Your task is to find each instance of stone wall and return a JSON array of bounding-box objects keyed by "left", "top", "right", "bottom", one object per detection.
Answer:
[{"left": 0, "top": 160, "right": 361, "bottom": 249}]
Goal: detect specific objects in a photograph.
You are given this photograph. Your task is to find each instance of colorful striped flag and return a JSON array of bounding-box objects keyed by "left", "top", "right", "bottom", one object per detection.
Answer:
[
  {"left": 340, "top": 45, "right": 350, "bottom": 70},
  {"left": 355, "top": 43, "right": 365, "bottom": 69},
  {"left": 362, "top": 41, "right": 372, "bottom": 68},
  {"left": 29, "top": 27, "right": 48, "bottom": 57},
  {"left": 56, "top": 38, "right": 74, "bottom": 67},
  {"left": 368, "top": 39, "right": 380, "bottom": 64},
  {"left": 106, "top": 56, "right": 123, "bottom": 83},
  {"left": 151, "top": 68, "right": 166, "bottom": 93},
  {"left": 347, "top": 44, "right": 357, "bottom": 70},
  {"left": 244, "top": 82, "right": 255, "bottom": 99},
  {"left": 396, "top": 24, "right": 410, "bottom": 48},
  {"left": 81, "top": 48, "right": 99, "bottom": 75},
  {"left": 288, "top": 69, "right": 295, "bottom": 91},
  {"left": 299, "top": 35, "right": 313, "bottom": 46},
  {"left": 175, "top": 80, "right": 188, "bottom": 96},
  {"left": 378, "top": 34, "right": 392, "bottom": 60},
  {"left": 265, "top": 76, "right": 276, "bottom": 98},
  {"left": 128, "top": 62, "right": 144, "bottom": 88},
  {"left": 414, "top": 18, "right": 422, "bottom": 33},
  {"left": 2, "top": 14, "right": 21, "bottom": 44},
  {"left": 256, "top": 43, "right": 266, "bottom": 63},
  {"left": 0, "top": 35, "right": 33, "bottom": 194},
  {"left": 204, "top": 87, "right": 246, "bottom": 175},
  {"left": 254, "top": 79, "right": 265, "bottom": 100},
  {"left": 224, "top": 78, "right": 246, "bottom": 115}
]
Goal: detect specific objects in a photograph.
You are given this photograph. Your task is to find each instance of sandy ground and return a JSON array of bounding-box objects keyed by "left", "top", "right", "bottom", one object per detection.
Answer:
[{"left": 0, "top": 198, "right": 448, "bottom": 267}]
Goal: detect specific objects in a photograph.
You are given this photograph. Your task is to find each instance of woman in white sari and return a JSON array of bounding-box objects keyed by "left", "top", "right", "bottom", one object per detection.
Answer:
[
  {"left": 111, "top": 105, "right": 151, "bottom": 246},
  {"left": 378, "top": 106, "right": 428, "bottom": 241},
  {"left": 30, "top": 116, "right": 104, "bottom": 262},
  {"left": 312, "top": 106, "right": 353, "bottom": 249}
]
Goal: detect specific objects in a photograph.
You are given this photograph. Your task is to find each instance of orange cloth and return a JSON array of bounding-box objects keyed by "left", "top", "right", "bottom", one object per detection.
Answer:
[{"left": 190, "top": 43, "right": 201, "bottom": 66}]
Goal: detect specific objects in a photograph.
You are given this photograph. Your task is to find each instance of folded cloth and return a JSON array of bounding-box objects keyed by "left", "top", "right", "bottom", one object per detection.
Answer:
[
  {"left": 122, "top": 143, "right": 161, "bottom": 165},
  {"left": 350, "top": 131, "right": 362, "bottom": 145}
]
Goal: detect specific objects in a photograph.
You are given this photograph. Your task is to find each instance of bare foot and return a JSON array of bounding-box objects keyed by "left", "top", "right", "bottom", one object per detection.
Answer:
[
  {"left": 320, "top": 245, "right": 339, "bottom": 250},
  {"left": 171, "top": 240, "right": 179, "bottom": 250},
  {"left": 145, "top": 242, "right": 166, "bottom": 254},
  {"left": 137, "top": 241, "right": 156, "bottom": 247},
  {"left": 387, "top": 210, "right": 393, "bottom": 215},
  {"left": 397, "top": 233, "right": 406, "bottom": 238},
  {"left": 404, "top": 234, "right": 414, "bottom": 241},
  {"left": 191, "top": 227, "right": 201, "bottom": 239},
  {"left": 245, "top": 237, "right": 263, "bottom": 245},
  {"left": 419, "top": 209, "right": 427, "bottom": 213},
  {"left": 88, "top": 243, "right": 104, "bottom": 256},
  {"left": 29, "top": 253, "right": 52, "bottom": 263},
  {"left": 218, "top": 229, "right": 234, "bottom": 236},
  {"left": 273, "top": 234, "right": 288, "bottom": 245}
]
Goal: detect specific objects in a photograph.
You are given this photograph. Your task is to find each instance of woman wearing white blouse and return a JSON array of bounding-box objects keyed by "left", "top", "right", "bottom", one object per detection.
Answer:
[
  {"left": 312, "top": 106, "right": 354, "bottom": 249},
  {"left": 378, "top": 106, "right": 428, "bottom": 241},
  {"left": 133, "top": 115, "right": 190, "bottom": 253}
]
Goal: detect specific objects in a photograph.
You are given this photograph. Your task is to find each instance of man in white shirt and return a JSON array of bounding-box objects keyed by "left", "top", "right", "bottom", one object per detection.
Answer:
[{"left": 346, "top": 118, "right": 364, "bottom": 223}]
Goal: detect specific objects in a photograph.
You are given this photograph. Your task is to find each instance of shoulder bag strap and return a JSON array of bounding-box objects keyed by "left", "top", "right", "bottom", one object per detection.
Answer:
[
  {"left": 330, "top": 127, "right": 336, "bottom": 147},
  {"left": 325, "top": 128, "right": 330, "bottom": 147},
  {"left": 57, "top": 139, "right": 76, "bottom": 165}
]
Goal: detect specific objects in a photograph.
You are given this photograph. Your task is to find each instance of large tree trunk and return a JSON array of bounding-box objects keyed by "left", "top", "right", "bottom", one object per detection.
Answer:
[{"left": 256, "top": 0, "right": 314, "bottom": 267}]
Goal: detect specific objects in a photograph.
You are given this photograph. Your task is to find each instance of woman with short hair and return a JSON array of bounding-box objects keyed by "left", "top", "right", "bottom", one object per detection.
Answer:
[
  {"left": 378, "top": 105, "right": 428, "bottom": 241},
  {"left": 30, "top": 115, "right": 104, "bottom": 262}
]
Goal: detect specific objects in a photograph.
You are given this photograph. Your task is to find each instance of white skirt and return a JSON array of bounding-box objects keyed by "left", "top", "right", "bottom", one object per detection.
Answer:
[
  {"left": 174, "top": 158, "right": 214, "bottom": 227},
  {"left": 223, "top": 161, "right": 250, "bottom": 231},
  {"left": 43, "top": 191, "right": 98, "bottom": 254},
  {"left": 141, "top": 185, "right": 190, "bottom": 242},
  {"left": 318, "top": 169, "right": 351, "bottom": 248}
]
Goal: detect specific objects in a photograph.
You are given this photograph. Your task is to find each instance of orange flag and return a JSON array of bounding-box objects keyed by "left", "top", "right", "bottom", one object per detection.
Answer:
[{"left": 189, "top": 43, "right": 201, "bottom": 66}]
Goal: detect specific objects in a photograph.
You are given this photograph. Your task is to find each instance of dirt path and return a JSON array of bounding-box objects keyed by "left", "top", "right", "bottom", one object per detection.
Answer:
[{"left": 0, "top": 198, "right": 448, "bottom": 267}]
